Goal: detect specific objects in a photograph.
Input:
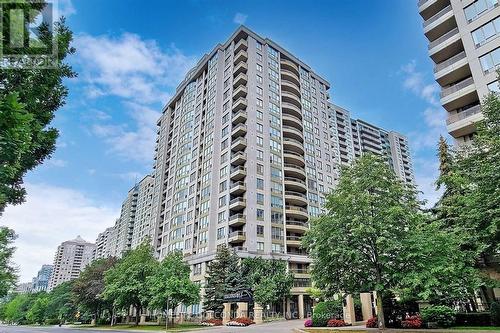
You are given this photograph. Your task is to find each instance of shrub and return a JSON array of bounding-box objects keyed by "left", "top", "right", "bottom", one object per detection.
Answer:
[
  {"left": 312, "top": 300, "right": 343, "bottom": 327},
  {"left": 491, "top": 301, "right": 500, "bottom": 326},
  {"left": 401, "top": 315, "right": 422, "bottom": 329},
  {"left": 421, "top": 305, "right": 456, "bottom": 328},
  {"left": 327, "top": 319, "right": 347, "bottom": 327},
  {"left": 201, "top": 318, "right": 222, "bottom": 326},
  {"left": 455, "top": 312, "right": 491, "bottom": 326},
  {"left": 44, "top": 318, "right": 61, "bottom": 325},
  {"left": 366, "top": 316, "right": 378, "bottom": 328},
  {"left": 234, "top": 317, "right": 254, "bottom": 325},
  {"left": 304, "top": 319, "right": 313, "bottom": 327}
]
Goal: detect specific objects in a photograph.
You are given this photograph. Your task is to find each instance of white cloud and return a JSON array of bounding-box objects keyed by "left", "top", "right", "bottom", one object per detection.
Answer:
[
  {"left": 1, "top": 183, "right": 119, "bottom": 281},
  {"left": 401, "top": 60, "right": 440, "bottom": 107},
  {"left": 90, "top": 102, "right": 161, "bottom": 162},
  {"left": 56, "top": 0, "right": 76, "bottom": 19},
  {"left": 74, "top": 33, "right": 196, "bottom": 104},
  {"left": 46, "top": 158, "right": 67, "bottom": 168},
  {"left": 233, "top": 13, "right": 248, "bottom": 25}
]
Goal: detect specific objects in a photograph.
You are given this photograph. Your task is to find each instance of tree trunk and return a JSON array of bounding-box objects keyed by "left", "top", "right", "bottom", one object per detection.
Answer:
[
  {"left": 165, "top": 298, "right": 169, "bottom": 332},
  {"left": 135, "top": 305, "right": 141, "bottom": 326},
  {"left": 376, "top": 292, "right": 385, "bottom": 329}
]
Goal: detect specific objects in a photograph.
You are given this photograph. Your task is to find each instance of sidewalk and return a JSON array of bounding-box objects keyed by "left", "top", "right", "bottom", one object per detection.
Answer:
[{"left": 294, "top": 326, "right": 500, "bottom": 333}]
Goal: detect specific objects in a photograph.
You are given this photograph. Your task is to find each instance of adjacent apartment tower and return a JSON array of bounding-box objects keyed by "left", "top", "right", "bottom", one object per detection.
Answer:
[
  {"left": 48, "top": 236, "right": 95, "bottom": 291},
  {"left": 418, "top": 0, "right": 500, "bottom": 144},
  {"left": 148, "top": 26, "right": 415, "bottom": 317}
]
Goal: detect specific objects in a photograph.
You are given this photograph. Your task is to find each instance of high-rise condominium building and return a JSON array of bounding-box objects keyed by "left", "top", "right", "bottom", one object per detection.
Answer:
[
  {"left": 48, "top": 236, "right": 95, "bottom": 291},
  {"left": 418, "top": 0, "right": 500, "bottom": 144},
  {"left": 32, "top": 264, "right": 53, "bottom": 292},
  {"left": 148, "top": 26, "right": 415, "bottom": 317}
]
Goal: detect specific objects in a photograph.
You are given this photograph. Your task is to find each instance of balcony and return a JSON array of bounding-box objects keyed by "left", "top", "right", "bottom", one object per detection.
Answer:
[
  {"left": 232, "top": 109, "right": 247, "bottom": 125},
  {"left": 231, "top": 123, "right": 247, "bottom": 138},
  {"left": 234, "top": 49, "right": 248, "bottom": 64},
  {"left": 289, "top": 267, "right": 311, "bottom": 277},
  {"left": 286, "top": 235, "right": 302, "bottom": 247},
  {"left": 234, "top": 39, "right": 248, "bottom": 53},
  {"left": 281, "top": 69, "right": 301, "bottom": 86},
  {"left": 230, "top": 166, "right": 247, "bottom": 181},
  {"left": 233, "top": 73, "right": 248, "bottom": 88},
  {"left": 234, "top": 61, "right": 248, "bottom": 76},
  {"left": 286, "top": 220, "right": 309, "bottom": 233},
  {"left": 228, "top": 231, "right": 246, "bottom": 244},
  {"left": 230, "top": 151, "right": 247, "bottom": 166},
  {"left": 440, "top": 77, "right": 477, "bottom": 111},
  {"left": 285, "top": 205, "right": 309, "bottom": 220},
  {"left": 283, "top": 150, "right": 305, "bottom": 166},
  {"left": 281, "top": 80, "right": 301, "bottom": 97},
  {"left": 232, "top": 97, "right": 247, "bottom": 113},
  {"left": 229, "top": 181, "right": 246, "bottom": 195},
  {"left": 419, "top": 0, "right": 451, "bottom": 21},
  {"left": 284, "top": 177, "right": 307, "bottom": 193},
  {"left": 284, "top": 190, "right": 308, "bottom": 206},
  {"left": 282, "top": 91, "right": 302, "bottom": 109},
  {"left": 282, "top": 125, "right": 304, "bottom": 142},
  {"left": 229, "top": 198, "right": 246, "bottom": 211},
  {"left": 280, "top": 58, "right": 300, "bottom": 76},
  {"left": 231, "top": 137, "right": 247, "bottom": 152},
  {"left": 228, "top": 214, "right": 246, "bottom": 227},
  {"left": 434, "top": 51, "right": 469, "bottom": 85},
  {"left": 282, "top": 102, "right": 302, "bottom": 119},
  {"left": 446, "top": 104, "right": 483, "bottom": 138},
  {"left": 283, "top": 138, "right": 305, "bottom": 155},
  {"left": 283, "top": 164, "right": 307, "bottom": 180},
  {"left": 423, "top": 5, "right": 455, "bottom": 41},
  {"left": 233, "top": 85, "right": 247, "bottom": 100},
  {"left": 428, "top": 28, "right": 462, "bottom": 63},
  {"left": 282, "top": 114, "right": 303, "bottom": 130}
]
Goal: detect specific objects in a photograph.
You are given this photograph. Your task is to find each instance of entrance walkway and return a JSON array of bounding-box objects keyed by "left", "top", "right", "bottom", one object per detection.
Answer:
[{"left": 188, "top": 320, "right": 304, "bottom": 333}]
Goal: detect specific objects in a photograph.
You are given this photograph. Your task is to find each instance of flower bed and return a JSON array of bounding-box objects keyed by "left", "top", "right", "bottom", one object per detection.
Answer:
[
  {"left": 304, "top": 319, "right": 313, "bottom": 327},
  {"left": 326, "top": 319, "right": 347, "bottom": 327},
  {"left": 226, "top": 317, "right": 254, "bottom": 326},
  {"left": 366, "top": 316, "right": 378, "bottom": 328},
  {"left": 201, "top": 318, "right": 222, "bottom": 326},
  {"left": 402, "top": 315, "right": 422, "bottom": 329}
]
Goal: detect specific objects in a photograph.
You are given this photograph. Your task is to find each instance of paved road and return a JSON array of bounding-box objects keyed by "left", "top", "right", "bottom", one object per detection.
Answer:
[{"left": 0, "top": 321, "right": 305, "bottom": 333}]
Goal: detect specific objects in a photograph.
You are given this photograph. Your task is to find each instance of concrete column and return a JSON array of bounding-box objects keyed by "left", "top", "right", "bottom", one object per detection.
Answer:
[
  {"left": 140, "top": 314, "right": 146, "bottom": 325},
  {"left": 360, "top": 292, "right": 373, "bottom": 321},
  {"left": 254, "top": 303, "right": 263, "bottom": 324},
  {"left": 236, "top": 302, "right": 248, "bottom": 318},
  {"left": 222, "top": 302, "right": 231, "bottom": 324},
  {"left": 285, "top": 298, "right": 291, "bottom": 319},
  {"left": 342, "top": 294, "right": 356, "bottom": 324},
  {"left": 298, "top": 294, "right": 305, "bottom": 319}
]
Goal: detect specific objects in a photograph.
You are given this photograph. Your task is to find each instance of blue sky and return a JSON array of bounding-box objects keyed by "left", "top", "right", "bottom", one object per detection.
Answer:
[{"left": 2, "top": 0, "right": 449, "bottom": 281}]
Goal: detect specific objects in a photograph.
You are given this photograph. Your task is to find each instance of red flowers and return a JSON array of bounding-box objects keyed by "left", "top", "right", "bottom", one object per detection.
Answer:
[
  {"left": 402, "top": 315, "right": 422, "bottom": 329},
  {"left": 366, "top": 316, "right": 378, "bottom": 328},
  {"left": 327, "top": 319, "right": 347, "bottom": 327}
]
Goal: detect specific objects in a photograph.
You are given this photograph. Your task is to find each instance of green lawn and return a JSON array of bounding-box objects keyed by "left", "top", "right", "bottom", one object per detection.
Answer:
[{"left": 71, "top": 324, "right": 206, "bottom": 332}]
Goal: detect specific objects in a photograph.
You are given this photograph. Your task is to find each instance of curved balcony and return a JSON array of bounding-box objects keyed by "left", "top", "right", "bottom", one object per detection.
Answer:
[
  {"left": 281, "top": 80, "right": 301, "bottom": 97},
  {"left": 283, "top": 150, "right": 305, "bottom": 167},
  {"left": 283, "top": 138, "right": 304, "bottom": 155},
  {"left": 284, "top": 190, "right": 308, "bottom": 206},
  {"left": 230, "top": 166, "right": 247, "bottom": 181},
  {"left": 285, "top": 205, "right": 309, "bottom": 220},
  {"left": 282, "top": 91, "right": 302, "bottom": 109},
  {"left": 282, "top": 102, "right": 302, "bottom": 119},
  {"left": 286, "top": 235, "right": 302, "bottom": 247},
  {"left": 228, "top": 231, "right": 246, "bottom": 244},
  {"left": 229, "top": 181, "right": 246, "bottom": 195},
  {"left": 286, "top": 220, "right": 309, "bottom": 233},
  {"left": 281, "top": 69, "right": 300, "bottom": 86},
  {"left": 229, "top": 197, "right": 246, "bottom": 211},
  {"left": 284, "top": 177, "right": 307, "bottom": 193},
  {"left": 281, "top": 58, "right": 300, "bottom": 75},
  {"left": 283, "top": 164, "right": 306, "bottom": 180},
  {"left": 282, "top": 114, "right": 303, "bottom": 131},
  {"left": 228, "top": 214, "right": 246, "bottom": 227},
  {"left": 282, "top": 125, "right": 304, "bottom": 142}
]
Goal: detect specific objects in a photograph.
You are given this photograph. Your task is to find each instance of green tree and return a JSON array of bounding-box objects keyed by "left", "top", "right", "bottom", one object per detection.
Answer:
[
  {"left": 45, "top": 281, "right": 77, "bottom": 322},
  {"left": 203, "top": 245, "right": 240, "bottom": 314},
  {"left": 73, "top": 257, "right": 117, "bottom": 322},
  {"left": 3, "top": 293, "right": 31, "bottom": 323},
  {"left": 0, "top": 227, "right": 17, "bottom": 297},
  {"left": 148, "top": 251, "right": 200, "bottom": 329},
  {"left": 241, "top": 257, "right": 293, "bottom": 310},
  {"left": 303, "top": 154, "right": 426, "bottom": 329},
  {"left": 103, "top": 243, "right": 157, "bottom": 325},
  {"left": 26, "top": 293, "right": 49, "bottom": 324},
  {"left": 0, "top": 1, "right": 76, "bottom": 213}
]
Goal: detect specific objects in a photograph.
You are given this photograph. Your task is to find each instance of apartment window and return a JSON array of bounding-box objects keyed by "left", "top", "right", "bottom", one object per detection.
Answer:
[
  {"left": 464, "top": 0, "right": 498, "bottom": 23},
  {"left": 222, "top": 125, "right": 229, "bottom": 137},
  {"left": 257, "top": 86, "right": 263, "bottom": 96},
  {"left": 488, "top": 80, "right": 500, "bottom": 92},
  {"left": 257, "top": 110, "right": 263, "bottom": 120},
  {"left": 480, "top": 47, "right": 500, "bottom": 73},
  {"left": 272, "top": 243, "right": 283, "bottom": 253},
  {"left": 256, "top": 74, "right": 263, "bottom": 84},
  {"left": 257, "top": 149, "right": 264, "bottom": 161},
  {"left": 256, "top": 63, "right": 263, "bottom": 72},
  {"left": 219, "top": 180, "right": 227, "bottom": 192},
  {"left": 219, "top": 195, "right": 227, "bottom": 207},
  {"left": 257, "top": 225, "right": 264, "bottom": 236},
  {"left": 257, "top": 98, "right": 263, "bottom": 108},
  {"left": 271, "top": 167, "right": 282, "bottom": 178},
  {"left": 257, "top": 123, "right": 263, "bottom": 133},
  {"left": 256, "top": 41, "right": 262, "bottom": 50},
  {"left": 271, "top": 195, "right": 283, "bottom": 208},
  {"left": 218, "top": 211, "right": 226, "bottom": 223},
  {"left": 256, "top": 209, "right": 264, "bottom": 220},
  {"left": 257, "top": 193, "right": 264, "bottom": 205},
  {"left": 221, "top": 139, "right": 229, "bottom": 150},
  {"left": 257, "top": 242, "right": 264, "bottom": 252},
  {"left": 220, "top": 166, "right": 228, "bottom": 177},
  {"left": 257, "top": 136, "right": 263, "bottom": 146},
  {"left": 257, "top": 178, "right": 264, "bottom": 189},
  {"left": 217, "top": 227, "right": 225, "bottom": 240},
  {"left": 472, "top": 16, "right": 500, "bottom": 47},
  {"left": 257, "top": 163, "right": 264, "bottom": 175},
  {"left": 256, "top": 53, "right": 263, "bottom": 62}
]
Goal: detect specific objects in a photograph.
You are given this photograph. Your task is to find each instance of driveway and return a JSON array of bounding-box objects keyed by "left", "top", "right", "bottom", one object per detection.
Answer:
[{"left": 188, "top": 320, "right": 303, "bottom": 333}]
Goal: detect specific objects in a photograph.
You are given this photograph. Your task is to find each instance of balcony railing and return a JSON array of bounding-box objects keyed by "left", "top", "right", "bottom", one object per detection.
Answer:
[
  {"left": 423, "top": 5, "right": 452, "bottom": 28},
  {"left": 434, "top": 51, "right": 466, "bottom": 73},
  {"left": 428, "top": 27, "right": 459, "bottom": 50},
  {"left": 446, "top": 104, "right": 481, "bottom": 125},
  {"left": 229, "top": 213, "right": 245, "bottom": 221},
  {"left": 441, "top": 77, "right": 474, "bottom": 98}
]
